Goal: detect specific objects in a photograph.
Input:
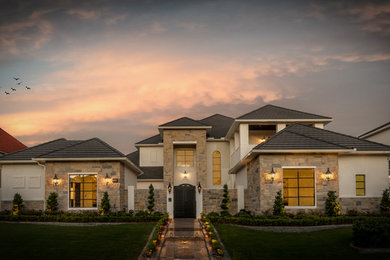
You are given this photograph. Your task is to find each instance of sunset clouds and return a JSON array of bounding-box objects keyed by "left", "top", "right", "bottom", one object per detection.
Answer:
[{"left": 0, "top": 0, "right": 389, "bottom": 152}]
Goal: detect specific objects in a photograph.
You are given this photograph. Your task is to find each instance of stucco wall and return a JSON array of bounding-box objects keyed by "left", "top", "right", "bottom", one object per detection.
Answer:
[
  {"left": 235, "top": 167, "right": 247, "bottom": 189},
  {"left": 338, "top": 155, "right": 389, "bottom": 198},
  {"left": 364, "top": 128, "right": 390, "bottom": 145},
  {"left": 205, "top": 141, "right": 230, "bottom": 189},
  {"left": 139, "top": 146, "right": 164, "bottom": 166},
  {"left": 124, "top": 166, "right": 137, "bottom": 189}
]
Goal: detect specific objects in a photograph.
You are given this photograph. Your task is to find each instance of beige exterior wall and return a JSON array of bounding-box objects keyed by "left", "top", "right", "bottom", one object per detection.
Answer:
[
  {"left": 364, "top": 128, "right": 390, "bottom": 145},
  {"left": 139, "top": 146, "right": 164, "bottom": 166}
]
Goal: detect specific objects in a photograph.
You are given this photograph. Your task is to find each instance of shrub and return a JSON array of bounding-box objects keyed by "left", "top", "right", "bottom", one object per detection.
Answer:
[
  {"left": 273, "top": 190, "right": 285, "bottom": 216},
  {"left": 46, "top": 192, "right": 59, "bottom": 213},
  {"left": 99, "top": 192, "right": 111, "bottom": 215},
  {"left": 325, "top": 191, "right": 340, "bottom": 216},
  {"left": 220, "top": 184, "right": 230, "bottom": 216},
  {"left": 380, "top": 188, "right": 390, "bottom": 214},
  {"left": 353, "top": 218, "right": 390, "bottom": 248},
  {"left": 148, "top": 184, "right": 155, "bottom": 213},
  {"left": 234, "top": 209, "right": 253, "bottom": 218},
  {"left": 12, "top": 193, "right": 24, "bottom": 215}
]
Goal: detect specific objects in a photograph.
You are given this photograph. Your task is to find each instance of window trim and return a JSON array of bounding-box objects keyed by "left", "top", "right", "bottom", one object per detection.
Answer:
[
  {"left": 355, "top": 174, "right": 366, "bottom": 197},
  {"left": 68, "top": 172, "right": 99, "bottom": 210},
  {"left": 282, "top": 166, "right": 317, "bottom": 209},
  {"left": 212, "top": 150, "right": 221, "bottom": 185},
  {"left": 175, "top": 149, "right": 195, "bottom": 167}
]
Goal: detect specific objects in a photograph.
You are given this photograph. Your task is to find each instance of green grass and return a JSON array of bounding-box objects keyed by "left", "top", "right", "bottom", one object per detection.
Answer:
[
  {"left": 215, "top": 224, "right": 390, "bottom": 260},
  {"left": 0, "top": 222, "right": 155, "bottom": 260}
]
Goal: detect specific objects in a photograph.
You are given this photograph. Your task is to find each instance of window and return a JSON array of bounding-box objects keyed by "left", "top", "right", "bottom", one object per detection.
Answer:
[
  {"left": 283, "top": 168, "right": 315, "bottom": 206},
  {"left": 356, "top": 175, "right": 365, "bottom": 196},
  {"left": 69, "top": 174, "right": 97, "bottom": 208},
  {"left": 176, "top": 149, "right": 194, "bottom": 167},
  {"left": 213, "top": 151, "right": 221, "bottom": 185}
]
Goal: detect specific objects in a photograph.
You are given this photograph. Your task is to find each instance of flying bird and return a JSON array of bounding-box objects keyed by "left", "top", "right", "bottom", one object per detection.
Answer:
[
  {"left": 13, "top": 77, "right": 20, "bottom": 81},
  {"left": 11, "top": 88, "right": 16, "bottom": 91},
  {"left": 5, "top": 91, "right": 10, "bottom": 95},
  {"left": 17, "top": 82, "right": 22, "bottom": 85},
  {"left": 25, "top": 86, "right": 31, "bottom": 90}
]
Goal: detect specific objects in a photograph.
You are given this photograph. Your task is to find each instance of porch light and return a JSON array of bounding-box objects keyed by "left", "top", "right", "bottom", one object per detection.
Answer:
[
  {"left": 52, "top": 174, "right": 60, "bottom": 186},
  {"left": 168, "top": 182, "right": 172, "bottom": 193},
  {"left": 104, "top": 173, "right": 111, "bottom": 185},
  {"left": 322, "top": 168, "right": 333, "bottom": 181},
  {"left": 197, "top": 182, "right": 202, "bottom": 193},
  {"left": 183, "top": 170, "right": 188, "bottom": 179},
  {"left": 267, "top": 168, "right": 276, "bottom": 182}
]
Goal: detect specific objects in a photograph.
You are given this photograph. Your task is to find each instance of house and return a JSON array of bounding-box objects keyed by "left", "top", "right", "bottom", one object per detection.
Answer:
[
  {"left": 1, "top": 104, "right": 389, "bottom": 216},
  {"left": 0, "top": 138, "right": 141, "bottom": 211},
  {"left": 0, "top": 128, "right": 27, "bottom": 155}
]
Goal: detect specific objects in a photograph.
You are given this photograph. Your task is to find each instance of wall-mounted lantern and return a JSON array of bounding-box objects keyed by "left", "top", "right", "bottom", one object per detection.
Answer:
[
  {"left": 267, "top": 168, "right": 276, "bottom": 182},
  {"left": 52, "top": 174, "right": 60, "bottom": 186},
  {"left": 183, "top": 170, "right": 188, "bottom": 180},
  {"left": 104, "top": 173, "right": 111, "bottom": 185},
  {"left": 322, "top": 168, "right": 333, "bottom": 181},
  {"left": 197, "top": 182, "right": 202, "bottom": 193},
  {"left": 168, "top": 182, "right": 172, "bottom": 194}
]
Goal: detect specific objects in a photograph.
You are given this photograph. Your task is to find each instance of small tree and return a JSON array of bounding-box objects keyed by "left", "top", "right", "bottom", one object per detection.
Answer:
[
  {"left": 46, "top": 192, "right": 59, "bottom": 213},
  {"left": 147, "top": 184, "right": 155, "bottom": 214},
  {"left": 380, "top": 188, "right": 390, "bottom": 214},
  {"left": 12, "top": 193, "right": 24, "bottom": 215},
  {"left": 325, "top": 191, "right": 341, "bottom": 216},
  {"left": 220, "top": 184, "right": 230, "bottom": 216},
  {"left": 273, "top": 190, "right": 285, "bottom": 216},
  {"left": 100, "top": 192, "right": 111, "bottom": 215}
]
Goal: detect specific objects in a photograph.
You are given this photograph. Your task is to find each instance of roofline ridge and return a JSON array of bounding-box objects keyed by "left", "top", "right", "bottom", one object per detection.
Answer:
[
  {"left": 135, "top": 134, "right": 161, "bottom": 144},
  {"left": 200, "top": 113, "right": 234, "bottom": 121},
  {"left": 36, "top": 139, "right": 85, "bottom": 158},
  {"left": 89, "top": 137, "right": 126, "bottom": 157},
  {"left": 359, "top": 121, "right": 390, "bottom": 138},
  {"left": 254, "top": 124, "right": 292, "bottom": 149},
  {"left": 159, "top": 116, "right": 209, "bottom": 127}
]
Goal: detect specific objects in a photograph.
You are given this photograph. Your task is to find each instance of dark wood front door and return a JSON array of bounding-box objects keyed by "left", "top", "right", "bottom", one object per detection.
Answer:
[{"left": 174, "top": 184, "right": 196, "bottom": 218}]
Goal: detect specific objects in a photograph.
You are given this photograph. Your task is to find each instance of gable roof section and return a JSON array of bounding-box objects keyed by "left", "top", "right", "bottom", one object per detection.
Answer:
[
  {"left": 0, "top": 128, "right": 27, "bottom": 154},
  {"left": 36, "top": 138, "right": 125, "bottom": 158},
  {"left": 254, "top": 124, "right": 390, "bottom": 152},
  {"left": 127, "top": 150, "right": 163, "bottom": 180},
  {"left": 0, "top": 138, "right": 80, "bottom": 161},
  {"left": 359, "top": 121, "right": 390, "bottom": 139},
  {"left": 200, "top": 114, "right": 234, "bottom": 139},
  {"left": 159, "top": 117, "right": 210, "bottom": 128},
  {"left": 237, "top": 104, "right": 332, "bottom": 120},
  {"left": 135, "top": 134, "right": 163, "bottom": 145}
]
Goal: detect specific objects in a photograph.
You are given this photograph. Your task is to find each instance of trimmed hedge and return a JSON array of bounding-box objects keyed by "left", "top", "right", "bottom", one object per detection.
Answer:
[
  {"left": 145, "top": 214, "right": 169, "bottom": 257},
  {"left": 353, "top": 218, "right": 390, "bottom": 248},
  {"left": 208, "top": 215, "right": 390, "bottom": 226}
]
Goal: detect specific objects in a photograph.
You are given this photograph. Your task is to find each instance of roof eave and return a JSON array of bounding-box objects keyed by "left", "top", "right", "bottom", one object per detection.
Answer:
[
  {"left": 359, "top": 124, "right": 390, "bottom": 139},
  {"left": 251, "top": 149, "right": 353, "bottom": 153},
  {"left": 135, "top": 143, "right": 164, "bottom": 147},
  {"left": 0, "top": 160, "right": 37, "bottom": 164}
]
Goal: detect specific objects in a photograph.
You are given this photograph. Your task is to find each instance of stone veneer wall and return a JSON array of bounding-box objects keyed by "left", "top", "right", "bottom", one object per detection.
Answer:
[
  {"left": 163, "top": 129, "right": 207, "bottom": 188},
  {"left": 45, "top": 161, "right": 126, "bottom": 211},
  {"left": 339, "top": 197, "right": 381, "bottom": 214},
  {"left": 134, "top": 189, "right": 167, "bottom": 213},
  {"left": 202, "top": 189, "right": 237, "bottom": 214},
  {"left": 1, "top": 200, "right": 44, "bottom": 211},
  {"left": 245, "top": 158, "right": 261, "bottom": 214}
]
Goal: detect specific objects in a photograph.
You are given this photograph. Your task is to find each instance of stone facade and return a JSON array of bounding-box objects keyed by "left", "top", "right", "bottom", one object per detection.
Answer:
[
  {"left": 134, "top": 189, "right": 167, "bottom": 213},
  {"left": 45, "top": 161, "right": 127, "bottom": 212},
  {"left": 1, "top": 200, "right": 44, "bottom": 211},
  {"left": 339, "top": 197, "right": 382, "bottom": 214},
  {"left": 245, "top": 158, "right": 261, "bottom": 213},
  {"left": 202, "top": 188, "right": 237, "bottom": 214}
]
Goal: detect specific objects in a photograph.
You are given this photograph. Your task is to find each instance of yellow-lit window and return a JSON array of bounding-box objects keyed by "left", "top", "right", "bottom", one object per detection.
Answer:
[
  {"left": 69, "top": 174, "right": 97, "bottom": 208},
  {"left": 356, "top": 175, "right": 365, "bottom": 196},
  {"left": 213, "top": 151, "right": 221, "bottom": 185},
  {"left": 283, "top": 168, "right": 315, "bottom": 206},
  {"left": 176, "top": 149, "right": 194, "bottom": 167}
]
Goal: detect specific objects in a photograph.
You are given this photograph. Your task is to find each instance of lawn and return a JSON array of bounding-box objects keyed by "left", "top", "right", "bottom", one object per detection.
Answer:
[
  {"left": 0, "top": 222, "right": 155, "bottom": 260},
  {"left": 215, "top": 224, "right": 390, "bottom": 260}
]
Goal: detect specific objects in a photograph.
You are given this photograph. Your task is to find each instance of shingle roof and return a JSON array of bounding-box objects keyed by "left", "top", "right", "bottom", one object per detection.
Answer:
[
  {"left": 127, "top": 151, "right": 163, "bottom": 179},
  {"left": 359, "top": 121, "right": 390, "bottom": 139},
  {"left": 0, "top": 128, "right": 27, "bottom": 154},
  {"left": 37, "top": 138, "right": 125, "bottom": 158},
  {"left": 0, "top": 139, "right": 80, "bottom": 161},
  {"left": 135, "top": 134, "right": 163, "bottom": 145},
  {"left": 237, "top": 104, "right": 332, "bottom": 120},
  {"left": 254, "top": 123, "right": 390, "bottom": 151},
  {"left": 159, "top": 117, "right": 210, "bottom": 127},
  {"left": 200, "top": 114, "right": 234, "bottom": 138}
]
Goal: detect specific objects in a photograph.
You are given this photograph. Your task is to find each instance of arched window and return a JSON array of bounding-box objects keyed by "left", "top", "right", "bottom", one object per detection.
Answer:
[{"left": 213, "top": 151, "right": 221, "bottom": 185}]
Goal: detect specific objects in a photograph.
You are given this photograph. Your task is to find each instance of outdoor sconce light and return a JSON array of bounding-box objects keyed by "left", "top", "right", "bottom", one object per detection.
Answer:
[
  {"left": 197, "top": 182, "right": 202, "bottom": 193},
  {"left": 104, "top": 173, "right": 111, "bottom": 185},
  {"left": 322, "top": 168, "right": 333, "bottom": 181},
  {"left": 183, "top": 170, "right": 188, "bottom": 179},
  {"left": 267, "top": 168, "right": 276, "bottom": 182},
  {"left": 52, "top": 174, "right": 60, "bottom": 186},
  {"left": 168, "top": 182, "right": 172, "bottom": 193}
]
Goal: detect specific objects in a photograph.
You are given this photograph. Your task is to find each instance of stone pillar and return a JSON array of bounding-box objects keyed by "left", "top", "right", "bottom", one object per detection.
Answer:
[
  {"left": 128, "top": 186, "right": 134, "bottom": 211},
  {"left": 237, "top": 185, "right": 244, "bottom": 212}
]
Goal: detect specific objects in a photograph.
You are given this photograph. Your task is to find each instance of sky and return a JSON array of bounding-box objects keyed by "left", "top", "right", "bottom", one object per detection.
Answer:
[{"left": 0, "top": 0, "right": 389, "bottom": 154}]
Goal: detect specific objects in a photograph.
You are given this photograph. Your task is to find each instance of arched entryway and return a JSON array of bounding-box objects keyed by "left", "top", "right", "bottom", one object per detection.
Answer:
[{"left": 174, "top": 184, "right": 196, "bottom": 218}]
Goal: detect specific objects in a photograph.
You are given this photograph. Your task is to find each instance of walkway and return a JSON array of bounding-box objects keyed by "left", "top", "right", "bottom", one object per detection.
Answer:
[{"left": 158, "top": 218, "right": 210, "bottom": 260}]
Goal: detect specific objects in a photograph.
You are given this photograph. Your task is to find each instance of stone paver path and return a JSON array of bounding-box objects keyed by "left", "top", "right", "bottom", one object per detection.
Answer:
[{"left": 158, "top": 218, "right": 210, "bottom": 260}]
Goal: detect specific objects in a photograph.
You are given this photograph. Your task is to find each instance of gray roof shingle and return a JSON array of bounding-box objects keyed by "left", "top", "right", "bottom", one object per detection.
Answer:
[
  {"left": 136, "top": 134, "right": 163, "bottom": 145},
  {"left": 200, "top": 114, "right": 234, "bottom": 138},
  {"left": 159, "top": 117, "right": 209, "bottom": 127},
  {"left": 238, "top": 104, "right": 332, "bottom": 120},
  {"left": 254, "top": 124, "right": 390, "bottom": 151},
  {"left": 0, "top": 139, "right": 81, "bottom": 161},
  {"left": 127, "top": 151, "right": 163, "bottom": 179}
]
